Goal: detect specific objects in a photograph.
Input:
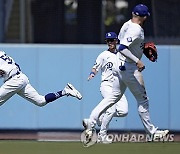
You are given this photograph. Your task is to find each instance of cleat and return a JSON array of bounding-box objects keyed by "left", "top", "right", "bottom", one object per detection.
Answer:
[
  {"left": 81, "top": 119, "right": 97, "bottom": 147},
  {"left": 81, "top": 128, "right": 97, "bottom": 147},
  {"left": 64, "top": 83, "right": 82, "bottom": 100},
  {"left": 153, "top": 130, "right": 169, "bottom": 140},
  {"left": 147, "top": 130, "right": 169, "bottom": 142},
  {"left": 84, "top": 129, "right": 93, "bottom": 146},
  {"left": 97, "top": 133, "right": 113, "bottom": 144}
]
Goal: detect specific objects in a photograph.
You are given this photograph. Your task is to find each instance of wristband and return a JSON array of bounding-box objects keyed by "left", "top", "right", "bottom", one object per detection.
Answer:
[{"left": 90, "top": 72, "right": 95, "bottom": 75}]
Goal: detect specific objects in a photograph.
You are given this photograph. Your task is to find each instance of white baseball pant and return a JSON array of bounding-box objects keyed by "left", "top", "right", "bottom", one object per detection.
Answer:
[
  {"left": 98, "top": 77, "right": 128, "bottom": 136},
  {"left": 0, "top": 73, "right": 46, "bottom": 106},
  {"left": 89, "top": 62, "right": 157, "bottom": 135}
]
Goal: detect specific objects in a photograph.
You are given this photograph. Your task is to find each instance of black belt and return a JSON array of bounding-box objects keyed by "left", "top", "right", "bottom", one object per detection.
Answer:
[
  {"left": 102, "top": 80, "right": 108, "bottom": 82},
  {"left": 5, "top": 71, "right": 20, "bottom": 82}
]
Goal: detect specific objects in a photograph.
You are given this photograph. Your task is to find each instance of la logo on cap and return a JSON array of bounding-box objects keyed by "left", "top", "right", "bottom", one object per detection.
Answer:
[{"left": 108, "top": 33, "right": 111, "bottom": 36}]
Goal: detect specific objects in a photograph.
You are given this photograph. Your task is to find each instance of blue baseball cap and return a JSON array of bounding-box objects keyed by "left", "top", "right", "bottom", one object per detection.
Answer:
[
  {"left": 132, "top": 4, "right": 150, "bottom": 17},
  {"left": 105, "top": 32, "right": 118, "bottom": 39}
]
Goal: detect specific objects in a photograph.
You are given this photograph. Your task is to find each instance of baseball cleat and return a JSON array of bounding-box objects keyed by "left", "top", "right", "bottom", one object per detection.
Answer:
[
  {"left": 97, "top": 133, "right": 113, "bottom": 144},
  {"left": 64, "top": 83, "right": 82, "bottom": 100},
  {"left": 153, "top": 129, "right": 169, "bottom": 140},
  {"left": 147, "top": 129, "right": 169, "bottom": 142},
  {"left": 81, "top": 119, "right": 97, "bottom": 147},
  {"left": 81, "top": 128, "right": 97, "bottom": 147}
]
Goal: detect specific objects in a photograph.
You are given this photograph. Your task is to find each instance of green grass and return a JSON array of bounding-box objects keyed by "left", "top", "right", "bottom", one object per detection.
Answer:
[{"left": 0, "top": 141, "right": 179, "bottom": 154}]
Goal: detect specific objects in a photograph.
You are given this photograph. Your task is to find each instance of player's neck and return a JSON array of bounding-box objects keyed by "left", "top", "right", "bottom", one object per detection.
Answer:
[
  {"left": 108, "top": 48, "right": 117, "bottom": 53},
  {"left": 131, "top": 18, "right": 143, "bottom": 26}
]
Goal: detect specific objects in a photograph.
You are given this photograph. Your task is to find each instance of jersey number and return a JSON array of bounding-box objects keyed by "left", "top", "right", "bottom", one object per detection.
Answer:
[
  {"left": 0, "top": 54, "right": 13, "bottom": 64},
  {"left": 105, "top": 62, "right": 113, "bottom": 70}
]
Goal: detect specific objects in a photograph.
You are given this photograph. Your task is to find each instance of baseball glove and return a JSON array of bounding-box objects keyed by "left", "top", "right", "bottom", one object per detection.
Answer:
[{"left": 143, "top": 42, "right": 158, "bottom": 62}]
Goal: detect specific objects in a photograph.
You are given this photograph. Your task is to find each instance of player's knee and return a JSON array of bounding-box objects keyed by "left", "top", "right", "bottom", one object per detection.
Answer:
[{"left": 31, "top": 97, "right": 47, "bottom": 107}]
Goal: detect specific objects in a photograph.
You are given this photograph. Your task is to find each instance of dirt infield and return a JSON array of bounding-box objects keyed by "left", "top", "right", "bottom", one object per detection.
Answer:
[{"left": 0, "top": 130, "right": 180, "bottom": 142}]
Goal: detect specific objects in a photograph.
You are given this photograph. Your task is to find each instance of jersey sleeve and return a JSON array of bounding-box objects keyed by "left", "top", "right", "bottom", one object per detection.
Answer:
[
  {"left": 92, "top": 53, "right": 104, "bottom": 72},
  {"left": 0, "top": 52, "right": 18, "bottom": 76},
  {"left": 119, "top": 25, "right": 142, "bottom": 47}
]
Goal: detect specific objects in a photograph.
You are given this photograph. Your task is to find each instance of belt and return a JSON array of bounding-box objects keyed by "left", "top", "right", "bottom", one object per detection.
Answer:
[
  {"left": 5, "top": 71, "right": 20, "bottom": 82},
  {"left": 102, "top": 80, "right": 109, "bottom": 82}
]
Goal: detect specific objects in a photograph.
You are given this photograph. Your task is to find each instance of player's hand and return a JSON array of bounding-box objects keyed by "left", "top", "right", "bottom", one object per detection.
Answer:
[
  {"left": 136, "top": 60, "right": 145, "bottom": 72},
  {"left": 87, "top": 74, "right": 95, "bottom": 81}
]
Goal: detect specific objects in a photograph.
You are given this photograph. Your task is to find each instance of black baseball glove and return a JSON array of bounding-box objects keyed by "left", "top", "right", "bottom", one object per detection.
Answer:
[{"left": 143, "top": 42, "right": 158, "bottom": 62}]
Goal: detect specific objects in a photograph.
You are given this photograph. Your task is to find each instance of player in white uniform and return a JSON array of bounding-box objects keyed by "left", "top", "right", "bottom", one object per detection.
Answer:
[
  {"left": 82, "top": 4, "right": 169, "bottom": 146},
  {"left": 0, "top": 50, "right": 82, "bottom": 107},
  {"left": 87, "top": 32, "right": 128, "bottom": 143}
]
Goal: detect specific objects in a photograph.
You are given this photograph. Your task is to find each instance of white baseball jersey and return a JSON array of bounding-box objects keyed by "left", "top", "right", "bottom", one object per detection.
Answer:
[
  {"left": 0, "top": 51, "right": 46, "bottom": 106},
  {"left": 118, "top": 19, "right": 144, "bottom": 62},
  {"left": 0, "top": 51, "right": 20, "bottom": 82},
  {"left": 92, "top": 50, "right": 125, "bottom": 83}
]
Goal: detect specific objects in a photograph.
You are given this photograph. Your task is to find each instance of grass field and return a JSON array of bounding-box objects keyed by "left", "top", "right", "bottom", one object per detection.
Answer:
[{"left": 0, "top": 141, "right": 179, "bottom": 154}]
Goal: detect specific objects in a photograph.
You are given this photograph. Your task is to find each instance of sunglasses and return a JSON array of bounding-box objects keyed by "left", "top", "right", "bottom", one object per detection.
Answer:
[{"left": 106, "top": 39, "right": 116, "bottom": 42}]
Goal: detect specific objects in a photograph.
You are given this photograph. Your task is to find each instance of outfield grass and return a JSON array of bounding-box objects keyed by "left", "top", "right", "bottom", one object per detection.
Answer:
[{"left": 0, "top": 141, "right": 179, "bottom": 154}]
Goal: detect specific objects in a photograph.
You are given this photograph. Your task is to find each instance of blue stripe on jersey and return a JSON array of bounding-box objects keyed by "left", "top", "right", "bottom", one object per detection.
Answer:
[{"left": 118, "top": 44, "right": 127, "bottom": 51}]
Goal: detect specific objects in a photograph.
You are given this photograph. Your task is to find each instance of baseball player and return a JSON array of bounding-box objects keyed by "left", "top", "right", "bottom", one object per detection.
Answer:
[
  {"left": 0, "top": 50, "right": 82, "bottom": 107},
  {"left": 82, "top": 4, "right": 169, "bottom": 146},
  {"left": 87, "top": 32, "right": 128, "bottom": 143}
]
